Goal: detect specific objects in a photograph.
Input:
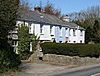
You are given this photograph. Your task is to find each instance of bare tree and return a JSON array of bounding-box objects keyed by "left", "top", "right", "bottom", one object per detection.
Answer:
[
  {"left": 69, "top": 6, "right": 100, "bottom": 28},
  {"left": 43, "top": 2, "right": 61, "bottom": 17}
]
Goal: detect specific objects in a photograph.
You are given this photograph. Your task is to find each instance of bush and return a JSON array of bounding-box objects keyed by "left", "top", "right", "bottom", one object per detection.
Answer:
[
  {"left": 40, "top": 42, "right": 100, "bottom": 58},
  {"left": 0, "top": 43, "right": 21, "bottom": 73},
  {"left": 0, "top": 50, "right": 21, "bottom": 73},
  {"left": 19, "top": 51, "right": 33, "bottom": 60}
]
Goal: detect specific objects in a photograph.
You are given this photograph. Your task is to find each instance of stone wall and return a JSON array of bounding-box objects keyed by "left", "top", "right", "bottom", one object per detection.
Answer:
[{"left": 43, "top": 54, "right": 100, "bottom": 66}]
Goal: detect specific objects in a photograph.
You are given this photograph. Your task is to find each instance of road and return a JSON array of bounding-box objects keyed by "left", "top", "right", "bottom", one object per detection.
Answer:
[
  {"left": 15, "top": 63, "right": 100, "bottom": 76},
  {"left": 54, "top": 65, "right": 100, "bottom": 76}
]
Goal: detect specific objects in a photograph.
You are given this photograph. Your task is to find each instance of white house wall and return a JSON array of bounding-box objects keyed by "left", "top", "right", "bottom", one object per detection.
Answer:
[
  {"left": 83, "top": 31, "right": 85, "bottom": 43},
  {"left": 68, "top": 29, "right": 85, "bottom": 43},
  {"left": 77, "top": 30, "right": 85, "bottom": 43},
  {"left": 40, "top": 25, "right": 51, "bottom": 40},
  {"left": 55, "top": 26, "right": 60, "bottom": 42},
  {"left": 16, "top": 20, "right": 85, "bottom": 44},
  {"left": 29, "top": 23, "right": 34, "bottom": 34},
  {"left": 34, "top": 24, "right": 40, "bottom": 38},
  {"left": 61, "top": 27, "right": 66, "bottom": 43},
  {"left": 68, "top": 29, "right": 73, "bottom": 43}
]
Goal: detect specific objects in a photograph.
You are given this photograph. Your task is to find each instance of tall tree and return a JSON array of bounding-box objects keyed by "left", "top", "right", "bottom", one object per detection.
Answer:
[
  {"left": 85, "top": 26, "right": 94, "bottom": 43},
  {"left": 18, "top": 24, "right": 39, "bottom": 59},
  {"left": 0, "top": 0, "right": 21, "bottom": 72},
  {"left": 93, "top": 20, "right": 100, "bottom": 43},
  {"left": 0, "top": 0, "right": 19, "bottom": 49},
  {"left": 18, "top": 24, "right": 30, "bottom": 54}
]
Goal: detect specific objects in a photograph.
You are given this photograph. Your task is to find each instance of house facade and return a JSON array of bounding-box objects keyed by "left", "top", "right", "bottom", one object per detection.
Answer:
[{"left": 11, "top": 7, "right": 85, "bottom": 52}]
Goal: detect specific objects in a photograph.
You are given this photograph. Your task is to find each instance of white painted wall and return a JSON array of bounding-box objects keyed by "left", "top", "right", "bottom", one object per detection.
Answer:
[
  {"left": 68, "top": 29, "right": 73, "bottom": 43},
  {"left": 16, "top": 20, "right": 85, "bottom": 44},
  {"left": 40, "top": 25, "right": 51, "bottom": 40},
  {"left": 29, "top": 23, "right": 35, "bottom": 34},
  {"left": 13, "top": 20, "right": 86, "bottom": 53},
  {"left": 68, "top": 28, "right": 85, "bottom": 43},
  {"left": 34, "top": 24, "right": 40, "bottom": 38}
]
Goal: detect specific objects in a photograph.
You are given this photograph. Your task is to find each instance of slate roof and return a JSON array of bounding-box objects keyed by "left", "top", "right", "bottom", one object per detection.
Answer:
[{"left": 17, "top": 9, "right": 85, "bottom": 30}]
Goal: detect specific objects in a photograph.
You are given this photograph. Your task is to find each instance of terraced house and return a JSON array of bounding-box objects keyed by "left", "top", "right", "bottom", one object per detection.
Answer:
[{"left": 11, "top": 6, "right": 85, "bottom": 52}]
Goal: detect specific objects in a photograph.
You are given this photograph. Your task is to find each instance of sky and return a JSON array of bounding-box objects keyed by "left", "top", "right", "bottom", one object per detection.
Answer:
[{"left": 26, "top": 0, "right": 100, "bottom": 14}]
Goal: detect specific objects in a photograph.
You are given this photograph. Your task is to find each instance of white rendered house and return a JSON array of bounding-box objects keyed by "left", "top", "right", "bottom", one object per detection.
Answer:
[{"left": 11, "top": 7, "right": 85, "bottom": 52}]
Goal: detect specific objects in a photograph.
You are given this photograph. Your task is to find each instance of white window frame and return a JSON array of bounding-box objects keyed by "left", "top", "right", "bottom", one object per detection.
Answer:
[
  {"left": 40, "top": 25, "right": 43, "bottom": 34},
  {"left": 60, "top": 27, "right": 62, "bottom": 36},
  {"left": 69, "top": 29, "right": 71, "bottom": 36},
  {"left": 73, "top": 29, "right": 76, "bottom": 36},
  {"left": 29, "top": 24, "right": 31, "bottom": 33},
  {"left": 50, "top": 26, "right": 53, "bottom": 34}
]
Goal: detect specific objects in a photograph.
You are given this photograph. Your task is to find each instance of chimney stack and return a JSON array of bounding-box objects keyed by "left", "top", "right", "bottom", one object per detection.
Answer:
[
  {"left": 34, "top": 6, "right": 41, "bottom": 12},
  {"left": 62, "top": 15, "right": 70, "bottom": 22}
]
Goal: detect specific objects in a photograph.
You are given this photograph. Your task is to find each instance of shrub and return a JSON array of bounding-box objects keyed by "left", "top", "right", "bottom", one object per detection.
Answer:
[
  {"left": 40, "top": 42, "right": 100, "bottom": 58},
  {"left": 0, "top": 50, "right": 21, "bottom": 73},
  {"left": 18, "top": 24, "right": 39, "bottom": 60},
  {"left": 0, "top": 43, "right": 21, "bottom": 73}
]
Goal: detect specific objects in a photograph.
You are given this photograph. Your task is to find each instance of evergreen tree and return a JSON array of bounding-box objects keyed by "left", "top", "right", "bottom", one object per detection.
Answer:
[
  {"left": 0, "top": 0, "right": 21, "bottom": 72},
  {"left": 85, "top": 26, "right": 94, "bottom": 43},
  {"left": 18, "top": 24, "right": 39, "bottom": 59},
  {"left": 0, "top": 0, "right": 19, "bottom": 49},
  {"left": 18, "top": 24, "right": 30, "bottom": 54},
  {"left": 93, "top": 20, "right": 100, "bottom": 43}
]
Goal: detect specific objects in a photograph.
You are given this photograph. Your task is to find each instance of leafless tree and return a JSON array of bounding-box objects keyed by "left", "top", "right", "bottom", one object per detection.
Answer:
[
  {"left": 69, "top": 6, "right": 100, "bottom": 27},
  {"left": 43, "top": 2, "right": 61, "bottom": 17}
]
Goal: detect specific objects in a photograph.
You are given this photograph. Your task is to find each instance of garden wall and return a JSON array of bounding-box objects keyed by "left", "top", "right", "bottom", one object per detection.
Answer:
[{"left": 43, "top": 54, "right": 100, "bottom": 66}]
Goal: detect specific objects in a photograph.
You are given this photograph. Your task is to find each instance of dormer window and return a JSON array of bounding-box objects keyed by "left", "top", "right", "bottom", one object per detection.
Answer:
[
  {"left": 69, "top": 29, "right": 71, "bottom": 36},
  {"left": 73, "top": 29, "right": 76, "bottom": 36},
  {"left": 60, "top": 27, "right": 62, "bottom": 36},
  {"left": 40, "top": 25, "right": 43, "bottom": 34}
]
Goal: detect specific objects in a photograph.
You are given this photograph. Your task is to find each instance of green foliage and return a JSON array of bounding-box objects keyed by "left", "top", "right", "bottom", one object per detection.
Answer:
[
  {"left": 41, "top": 42, "right": 100, "bottom": 58},
  {"left": 18, "top": 24, "right": 30, "bottom": 59},
  {"left": 0, "top": 43, "right": 21, "bottom": 73},
  {"left": 0, "top": 0, "right": 19, "bottom": 42},
  {"left": 0, "top": 0, "right": 21, "bottom": 73},
  {"left": 18, "top": 24, "right": 39, "bottom": 59},
  {"left": 30, "top": 35, "right": 39, "bottom": 51},
  {"left": 93, "top": 20, "right": 100, "bottom": 43},
  {"left": 18, "top": 24, "right": 30, "bottom": 53},
  {"left": 85, "top": 26, "right": 94, "bottom": 43}
]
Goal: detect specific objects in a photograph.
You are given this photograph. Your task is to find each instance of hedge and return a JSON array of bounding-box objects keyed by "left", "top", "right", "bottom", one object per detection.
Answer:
[{"left": 40, "top": 42, "right": 100, "bottom": 58}]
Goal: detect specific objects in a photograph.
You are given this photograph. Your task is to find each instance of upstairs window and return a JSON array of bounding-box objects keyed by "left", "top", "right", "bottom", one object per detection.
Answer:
[
  {"left": 80, "top": 30, "right": 83, "bottom": 36},
  {"left": 29, "top": 24, "right": 31, "bottom": 33},
  {"left": 50, "top": 26, "right": 53, "bottom": 34},
  {"left": 33, "top": 24, "right": 35, "bottom": 34},
  {"left": 73, "top": 29, "right": 76, "bottom": 36},
  {"left": 60, "top": 27, "right": 62, "bottom": 36},
  {"left": 69, "top": 29, "right": 71, "bottom": 36},
  {"left": 40, "top": 25, "right": 43, "bottom": 34}
]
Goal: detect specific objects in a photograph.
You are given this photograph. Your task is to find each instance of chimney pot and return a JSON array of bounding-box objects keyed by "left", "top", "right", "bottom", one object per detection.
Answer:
[{"left": 34, "top": 6, "right": 41, "bottom": 12}]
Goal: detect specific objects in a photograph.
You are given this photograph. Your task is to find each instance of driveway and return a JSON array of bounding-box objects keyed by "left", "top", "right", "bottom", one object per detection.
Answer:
[{"left": 15, "top": 62, "right": 73, "bottom": 76}]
